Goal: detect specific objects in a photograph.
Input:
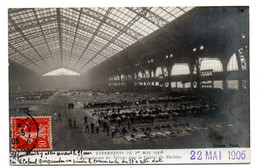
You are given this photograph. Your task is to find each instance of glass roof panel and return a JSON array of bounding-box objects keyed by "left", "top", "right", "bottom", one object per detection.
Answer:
[
  {"left": 99, "top": 24, "right": 119, "bottom": 36},
  {"left": 117, "top": 34, "right": 136, "bottom": 45},
  {"left": 91, "top": 7, "right": 108, "bottom": 15},
  {"left": 80, "top": 14, "right": 101, "bottom": 30},
  {"left": 174, "top": 10, "right": 185, "bottom": 17},
  {"left": 108, "top": 8, "right": 136, "bottom": 26},
  {"left": 35, "top": 8, "right": 56, "bottom": 18},
  {"left": 8, "top": 7, "right": 194, "bottom": 73},
  {"left": 61, "top": 8, "right": 79, "bottom": 22}
]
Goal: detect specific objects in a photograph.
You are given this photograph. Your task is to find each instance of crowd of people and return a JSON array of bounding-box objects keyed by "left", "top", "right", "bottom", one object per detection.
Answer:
[
  {"left": 83, "top": 95, "right": 199, "bottom": 109},
  {"left": 67, "top": 97, "right": 219, "bottom": 141},
  {"left": 88, "top": 98, "right": 219, "bottom": 124},
  {"left": 10, "top": 89, "right": 56, "bottom": 102},
  {"left": 62, "top": 90, "right": 223, "bottom": 142},
  {"left": 67, "top": 113, "right": 196, "bottom": 141}
]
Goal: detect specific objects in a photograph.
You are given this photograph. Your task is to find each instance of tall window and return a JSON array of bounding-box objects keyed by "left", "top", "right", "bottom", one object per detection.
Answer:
[
  {"left": 151, "top": 71, "right": 154, "bottom": 78},
  {"left": 120, "top": 74, "right": 125, "bottom": 81},
  {"left": 227, "top": 53, "right": 239, "bottom": 71},
  {"left": 109, "top": 77, "right": 113, "bottom": 81},
  {"left": 144, "top": 70, "right": 150, "bottom": 78},
  {"left": 127, "top": 75, "right": 132, "bottom": 81},
  {"left": 138, "top": 71, "right": 143, "bottom": 79},
  {"left": 228, "top": 80, "right": 239, "bottom": 90},
  {"left": 114, "top": 75, "right": 120, "bottom": 81},
  {"left": 155, "top": 67, "right": 163, "bottom": 77},
  {"left": 184, "top": 82, "right": 191, "bottom": 88},
  {"left": 176, "top": 82, "right": 183, "bottom": 88},
  {"left": 200, "top": 58, "right": 223, "bottom": 72},
  {"left": 171, "top": 63, "right": 190, "bottom": 76},
  {"left": 171, "top": 82, "right": 176, "bottom": 88},
  {"left": 214, "top": 80, "right": 223, "bottom": 89}
]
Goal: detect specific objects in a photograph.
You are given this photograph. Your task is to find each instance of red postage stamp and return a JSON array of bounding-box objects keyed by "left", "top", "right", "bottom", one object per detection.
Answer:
[{"left": 11, "top": 116, "right": 52, "bottom": 151}]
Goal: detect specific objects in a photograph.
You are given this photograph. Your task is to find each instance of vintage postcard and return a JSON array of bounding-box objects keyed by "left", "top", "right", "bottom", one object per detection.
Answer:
[{"left": 8, "top": 6, "right": 250, "bottom": 165}]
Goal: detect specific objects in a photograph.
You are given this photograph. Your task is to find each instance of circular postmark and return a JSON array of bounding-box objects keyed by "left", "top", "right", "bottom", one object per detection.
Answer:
[{"left": 11, "top": 112, "right": 39, "bottom": 154}]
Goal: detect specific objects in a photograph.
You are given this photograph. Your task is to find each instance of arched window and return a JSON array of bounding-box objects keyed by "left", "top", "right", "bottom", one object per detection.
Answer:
[
  {"left": 109, "top": 77, "right": 113, "bottom": 81},
  {"left": 200, "top": 58, "right": 223, "bottom": 72},
  {"left": 113, "top": 76, "right": 119, "bottom": 81},
  {"left": 138, "top": 71, "right": 143, "bottom": 79},
  {"left": 120, "top": 74, "right": 125, "bottom": 81},
  {"left": 151, "top": 71, "right": 154, "bottom": 78},
  {"left": 142, "top": 72, "right": 146, "bottom": 78},
  {"left": 144, "top": 70, "right": 150, "bottom": 78},
  {"left": 127, "top": 75, "right": 132, "bottom": 81},
  {"left": 227, "top": 53, "right": 239, "bottom": 71},
  {"left": 193, "top": 65, "right": 197, "bottom": 74},
  {"left": 155, "top": 67, "right": 163, "bottom": 77},
  {"left": 171, "top": 63, "right": 190, "bottom": 76}
]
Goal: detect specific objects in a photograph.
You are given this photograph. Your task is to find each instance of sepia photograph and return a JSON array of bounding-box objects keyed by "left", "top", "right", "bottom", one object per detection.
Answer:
[{"left": 8, "top": 5, "right": 250, "bottom": 165}]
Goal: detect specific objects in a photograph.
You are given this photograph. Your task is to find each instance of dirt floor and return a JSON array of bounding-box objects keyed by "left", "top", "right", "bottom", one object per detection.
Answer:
[{"left": 9, "top": 90, "right": 250, "bottom": 151}]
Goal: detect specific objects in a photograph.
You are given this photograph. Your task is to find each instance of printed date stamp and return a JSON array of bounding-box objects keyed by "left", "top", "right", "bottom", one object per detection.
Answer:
[
  {"left": 190, "top": 149, "right": 247, "bottom": 161},
  {"left": 11, "top": 116, "right": 52, "bottom": 151}
]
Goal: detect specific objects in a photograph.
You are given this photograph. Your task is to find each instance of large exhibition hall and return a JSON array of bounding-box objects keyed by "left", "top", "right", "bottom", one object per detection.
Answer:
[{"left": 9, "top": 7, "right": 249, "bottom": 150}]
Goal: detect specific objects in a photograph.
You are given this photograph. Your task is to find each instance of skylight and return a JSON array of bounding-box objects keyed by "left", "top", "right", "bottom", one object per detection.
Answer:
[{"left": 43, "top": 68, "right": 80, "bottom": 76}]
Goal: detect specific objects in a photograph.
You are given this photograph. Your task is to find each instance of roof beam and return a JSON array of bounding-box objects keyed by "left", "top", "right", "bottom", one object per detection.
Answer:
[
  {"left": 79, "top": 8, "right": 149, "bottom": 71},
  {"left": 85, "top": 7, "right": 188, "bottom": 73},
  {"left": 32, "top": 9, "right": 57, "bottom": 67},
  {"left": 59, "top": 24, "right": 121, "bottom": 64},
  {"left": 144, "top": 8, "right": 170, "bottom": 26},
  {"left": 9, "top": 44, "right": 43, "bottom": 71},
  {"left": 67, "top": 8, "right": 83, "bottom": 67},
  {"left": 126, "top": 7, "right": 168, "bottom": 28},
  {"left": 73, "top": 8, "right": 112, "bottom": 68},
  {"left": 56, "top": 8, "right": 63, "bottom": 66},
  {"left": 8, "top": 15, "right": 57, "bottom": 34},
  {"left": 9, "top": 15, "right": 50, "bottom": 69},
  {"left": 9, "top": 27, "right": 59, "bottom": 47},
  {"left": 8, "top": 8, "right": 32, "bottom": 14},
  {"left": 61, "top": 15, "right": 128, "bottom": 49},
  {"left": 71, "top": 8, "right": 144, "bottom": 41},
  {"left": 127, "top": 7, "right": 188, "bottom": 58}
]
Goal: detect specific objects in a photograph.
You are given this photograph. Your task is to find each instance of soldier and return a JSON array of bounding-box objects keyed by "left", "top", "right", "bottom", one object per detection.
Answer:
[
  {"left": 103, "top": 122, "right": 107, "bottom": 132},
  {"left": 96, "top": 125, "right": 99, "bottom": 134},
  {"left": 90, "top": 122, "right": 95, "bottom": 134},
  {"left": 106, "top": 125, "right": 110, "bottom": 136},
  {"left": 84, "top": 116, "right": 88, "bottom": 124},
  {"left": 73, "top": 118, "right": 76, "bottom": 128},
  {"left": 85, "top": 124, "right": 89, "bottom": 133},
  {"left": 128, "top": 121, "right": 131, "bottom": 130},
  {"left": 98, "top": 118, "right": 102, "bottom": 126},
  {"left": 117, "top": 116, "right": 121, "bottom": 127},
  {"left": 58, "top": 112, "right": 61, "bottom": 121},
  {"left": 68, "top": 118, "right": 72, "bottom": 128}
]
